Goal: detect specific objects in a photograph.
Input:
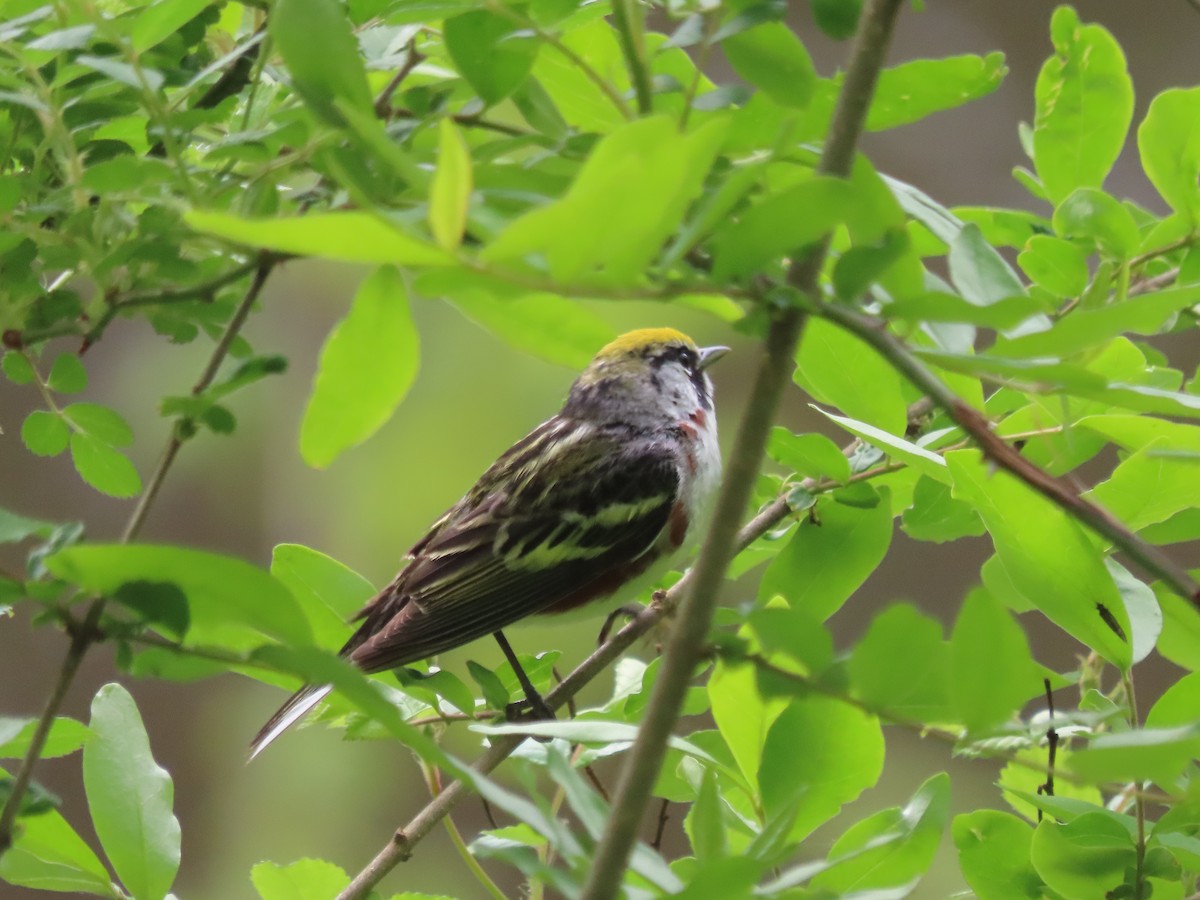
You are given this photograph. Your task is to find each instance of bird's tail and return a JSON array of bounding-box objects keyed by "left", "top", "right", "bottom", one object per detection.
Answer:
[{"left": 248, "top": 683, "right": 333, "bottom": 760}]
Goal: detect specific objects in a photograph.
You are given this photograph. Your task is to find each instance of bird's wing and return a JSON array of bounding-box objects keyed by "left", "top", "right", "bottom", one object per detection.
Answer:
[{"left": 346, "top": 421, "right": 681, "bottom": 674}]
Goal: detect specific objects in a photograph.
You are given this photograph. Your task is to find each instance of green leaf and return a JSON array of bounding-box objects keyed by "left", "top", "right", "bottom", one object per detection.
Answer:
[
  {"left": 795, "top": 319, "right": 908, "bottom": 436},
  {"left": 901, "top": 476, "right": 985, "bottom": 542},
  {"left": 1154, "top": 580, "right": 1200, "bottom": 671},
  {"left": 0, "top": 799, "right": 114, "bottom": 895},
  {"left": 713, "top": 177, "right": 854, "bottom": 281},
  {"left": 947, "top": 450, "right": 1130, "bottom": 668},
  {"left": 766, "top": 428, "right": 850, "bottom": 483},
  {"left": 1016, "top": 234, "right": 1089, "bottom": 297},
  {"left": 947, "top": 223, "right": 1027, "bottom": 307},
  {"left": 131, "top": 0, "right": 212, "bottom": 52},
  {"left": 684, "top": 768, "right": 727, "bottom": 861},
  {"left": 111, "top": 581, "right": 190, "bottom": 640},
  {"left": 187, "top": 211, "right": 454, "bottom": 266},
  {"left": 483, "top": 116, "right": 727, "bottom": 285},
  {"left": 811, "top": 0, "right": 860, "bottom": 39},
  {"left": 270, "top": 544, "right": 374, "bottom": 649},
  {"left": 1070, "top": 724, "right": 1200, "bottom": 786},
  {"left": 1031, "top": 813, "right": 1135, "bottom": 898},
  {"left": 47, "top": 544, "right": 311, "bottom": 650},
  {"left": 812, "top": 772, "right": 950, "bottom": 892},
  {"left": 0, "top": 506, "right": 58, "bottom": 543},
  {"left": 760, "top": 490, "right": 893, "bottom": 621},
  {"left": 83, "top": 683, "right": 180, "bottom": 900},
  {"left": 949, "top": 589, "right": 1040, "bottom": 732},
  {"left": 62, "top": 404, "right": 133, "bottom": 447},
  {"left": 1032, "top": 7, "right": 1133, "bottom": 203},
  {"left": 78, "top": 56, "right": 164, "bottom": 92},
  {"left": 999, "top": 754, "right": 1105, "bottom": 824},
  {"left": 1087, "top": 440, "right": 1200, "bottom": 533},
  {"left": 750, "top": 604, "right": 834, "bottom": 676},
  {"left": 867, "top": 53, "right": 1007, "bottom": 132},
  {"left": 271, "top": 0, "right": 373, "bottom": 125},
  {"left": 444, "top": 290, "right": 616, "bottom": 370},
  {"left": 0, "top": 717, "right": 89, "bottom": 759},
  {"left": 1138, "top": 87, "right": 1200, "bottom": 222},
  {"left": 758, "top": 695, "right": 885, "bottom": 842},
  {"left": 429, "top": 120, "right": 472, "bottom": 252},
  {"left": 2, "top": 351, "right": 35, "bottom": 385},
  {"left": 444, "top": 10, "right": 539, "bottom": 106},
  {"left": 252, "top": 858, "right": 349, "bottom": 900},
  {"left": 953, "top": 810, "right": 1046, "bottom": 900},
  {"left": 722, "top": 22, "right": 816, "bottom": 109},
  {"left": 1147, "top": 671, "right": 1200, "bottom": 728},
  {"left": 995, "top": 285, "right": 1200, "bottom": 359},
  {"left": 47, "top": 353, "right": 86, "bottom": 393},
  {"left": 466, "top": 660, "right": 510, "bottom": 712},
  {"left": 849, "top": 604, "right": 951, "bottom": 722},
  {"left": 300, "top": 267, "right": 420, "bottom": 468},
  {"left": 708, "top": 660, "right": 785, "bottom": 793},
  {"left": 1052, "top": 187, "right": 1140, "bottom": 260},
  {"left": 22, "top": 411, "right": 69, "bottom": 457},
  {"left": 816, "top": 408, "right": 951, "bottom": 482},
  {"left": 69, "top": 434, "right": 141, "bottom": 498}
]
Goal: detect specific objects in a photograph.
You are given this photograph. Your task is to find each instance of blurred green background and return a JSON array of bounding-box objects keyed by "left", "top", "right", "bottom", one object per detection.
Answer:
[{"left": 3, "top": 2, "right": 1199, "bottom": 897}]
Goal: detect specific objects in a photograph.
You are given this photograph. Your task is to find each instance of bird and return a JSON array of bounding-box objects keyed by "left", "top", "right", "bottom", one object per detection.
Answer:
[{"left": 250, "top": 328, "right": 727, "bottom": 758}]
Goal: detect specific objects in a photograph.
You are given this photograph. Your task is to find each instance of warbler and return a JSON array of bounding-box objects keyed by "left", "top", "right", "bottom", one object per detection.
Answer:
[{"left": 250, "top": 328, "right": 727, "bottom": 758}]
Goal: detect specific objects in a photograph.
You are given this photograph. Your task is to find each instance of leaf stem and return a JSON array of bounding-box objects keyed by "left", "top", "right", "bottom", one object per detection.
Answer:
[
  {"left": 610, "top": 0, "right": 653, "bottom": 115},
  {"left": 0, "top": 257, "right": 276, "bottom": 856},
  {"left": 1122, "top": 669, "right": 1146, "bottom": 900},
  {"left": 577, "top": 2, "right": 906, "bottom": 895}
]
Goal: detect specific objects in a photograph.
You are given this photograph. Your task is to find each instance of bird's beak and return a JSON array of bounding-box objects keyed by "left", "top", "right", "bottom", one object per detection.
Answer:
[{"left": 698, "top": 345, "right": 730, "bottom": 370}]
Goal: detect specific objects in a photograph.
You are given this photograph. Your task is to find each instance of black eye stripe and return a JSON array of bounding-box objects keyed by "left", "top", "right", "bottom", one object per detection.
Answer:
[{"left": 648, "top": 345, "right": 697, "bottom": 370}]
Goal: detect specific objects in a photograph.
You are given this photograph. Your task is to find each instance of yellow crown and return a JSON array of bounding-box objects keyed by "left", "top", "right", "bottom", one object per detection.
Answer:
[{"left": 595, "top": 328, "right": 695, "bottom": 360}]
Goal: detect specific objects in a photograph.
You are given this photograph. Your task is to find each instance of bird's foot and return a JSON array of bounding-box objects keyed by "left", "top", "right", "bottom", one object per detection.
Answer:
[
  {"left": 598, "top": 603, "right": 646, "bottom": 646},
  {"left": 504, "top": 691, "right": 556, "bottom": 742}
]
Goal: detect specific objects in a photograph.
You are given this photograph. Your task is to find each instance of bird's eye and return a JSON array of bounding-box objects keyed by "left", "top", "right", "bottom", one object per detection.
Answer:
[{"left": 677, "top": 347, "right": 698, "bottom": 370}]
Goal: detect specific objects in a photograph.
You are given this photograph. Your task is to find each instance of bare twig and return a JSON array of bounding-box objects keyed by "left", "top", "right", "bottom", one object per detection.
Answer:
[
  {"left": 374, "top": 42, "right": 426, "bottom": 119},
  {"left": 0, "top": 257, "right": 277, "bottom": 855},
  {"left": 1036, "top": 678, "right": 1058, "bottom": 822}
]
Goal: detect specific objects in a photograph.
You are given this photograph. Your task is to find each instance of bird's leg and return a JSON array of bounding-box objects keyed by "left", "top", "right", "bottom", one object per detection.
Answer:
[
  {"left": 598, "top": 603, "right": 645, "bottom": 646},
  {"left": 493, "top": 630, "right": 555, "bottom": 721}
]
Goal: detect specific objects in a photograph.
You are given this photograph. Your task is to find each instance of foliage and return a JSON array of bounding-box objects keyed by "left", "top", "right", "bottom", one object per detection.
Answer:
[{"left": 1, "top": 0, "right": 1199, "bottom": 898}]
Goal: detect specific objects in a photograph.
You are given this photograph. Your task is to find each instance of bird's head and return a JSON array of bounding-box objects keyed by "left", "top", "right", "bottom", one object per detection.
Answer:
[{"left": 564, "top": 328, "right": 729, "bottom": 428}]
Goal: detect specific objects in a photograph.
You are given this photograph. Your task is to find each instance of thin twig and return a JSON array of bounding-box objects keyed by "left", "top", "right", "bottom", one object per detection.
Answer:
[
  {"left": 577, "top": 2, "right": 906, "bottom": 895},
  {"left": 814, "top": 301, "right": 1200, "bottom": 608},
  {"left": 1036, "top": 678, "right": 1058, "bottom": 822},
  {"left": 374, "top": 43, "right": 426, "bottom": 119},
  {"left": 1123, "top": 669, "right": 1147, "bottom": 900},
  {"left": 0, "top": 257, "right": 277, "bottom": 855},
  {"left": 650, "top": 798, "right": 670, "bottom": 852}
]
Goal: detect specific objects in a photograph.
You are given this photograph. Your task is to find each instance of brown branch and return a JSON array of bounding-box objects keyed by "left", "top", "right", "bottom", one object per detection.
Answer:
[
  {"left": 0, "top": 257, "right": 277, "bottom": 855},
  {"left": 577, "top": 2, "right": 906, "bottom": 896},
  {"left": 373, "top": 43, "right": 426, "bottom": 119},
  {"left": 814, "top": 300, "right": 1200, "bottom": 608}
]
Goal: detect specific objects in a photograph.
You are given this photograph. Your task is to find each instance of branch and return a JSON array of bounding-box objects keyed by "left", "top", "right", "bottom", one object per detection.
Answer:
[
  {"left": 578, "top": 2, "right": 906, "bottom": 896},
  {"left": 0, "top": 257, "right": 277, "bottom": 856},
  {"left": 373, "top": 42, "right": 426, "bottom": 119},
  {"left": 814, "top": 300, "right": 1200, "bottom": 607},
  {"left": 335, "top": 486, "right": 799, "bottom": 899}
]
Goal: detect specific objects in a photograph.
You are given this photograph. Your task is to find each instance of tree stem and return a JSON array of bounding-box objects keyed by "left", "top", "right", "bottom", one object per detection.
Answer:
[{"left": 577, "top": 2, "right": 905, "bottom": 896}]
